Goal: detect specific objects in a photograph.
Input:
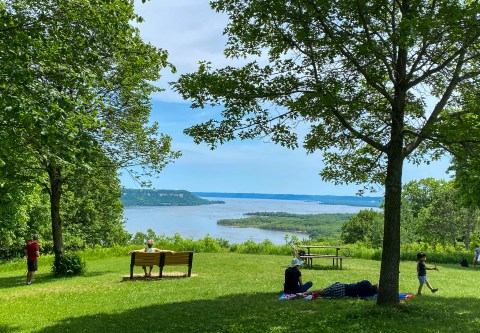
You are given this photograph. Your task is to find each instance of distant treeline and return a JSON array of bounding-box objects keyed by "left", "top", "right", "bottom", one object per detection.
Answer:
[
  {"left": 218, "top": 212, "right": 354, "bottom": 239},
  {"left": 193, "top": 192, "right": 382, "bottom": 207},
  {"left": 121, "top": 189, "right": 225, "bottom": 206}
]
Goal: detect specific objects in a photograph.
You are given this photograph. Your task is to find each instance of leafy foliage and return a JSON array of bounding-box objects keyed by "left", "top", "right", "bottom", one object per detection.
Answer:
[
  {"left": 402, "top": 178, "right": 480, "bottom": 249},
  {"left": 341, "top": 210, "right": 384, "bottom": 248},
  {"left": 0, "top": 182, "right": 50, "bottom": 259},
  {"left": 0, "top": 0, "right": 179, "bottom": 263},
  {"left": 51, "top": 252, "right": 86, "bottom": 277}
]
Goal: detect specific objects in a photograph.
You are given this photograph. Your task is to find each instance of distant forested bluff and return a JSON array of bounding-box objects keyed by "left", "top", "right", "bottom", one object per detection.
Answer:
[
  {"left": 121, "top": 189, "right": 383, "bottom": 207},
  {"left": 121, "top": 189, "right": 225, "bottom": 206},
  {"left": 193, "top": 192, "right": 382, "bottom": 207}
]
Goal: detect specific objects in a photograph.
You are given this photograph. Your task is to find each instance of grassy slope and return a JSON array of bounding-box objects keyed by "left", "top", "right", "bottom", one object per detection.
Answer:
[{"left": 1, "top": 253, "right": 480, "bottom": 332}]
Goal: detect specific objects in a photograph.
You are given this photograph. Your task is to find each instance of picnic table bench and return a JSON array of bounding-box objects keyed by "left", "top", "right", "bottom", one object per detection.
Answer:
[
  {"left": 130, "top": 251, "right": 194, "bottom": 279},
  {"left": 290, "top": 243, "right": 350, "bottom": 269}
]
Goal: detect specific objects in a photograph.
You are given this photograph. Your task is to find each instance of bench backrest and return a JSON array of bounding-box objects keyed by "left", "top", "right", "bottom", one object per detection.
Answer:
[
  {"left": 161, "top": 251, "right": 193, "bottom": 266},
  {"left": 160, "top": 251, "right": 194, "bottom": 278},
  {"left": 131, "top": 252, "right": 161, "bottom": 267}
]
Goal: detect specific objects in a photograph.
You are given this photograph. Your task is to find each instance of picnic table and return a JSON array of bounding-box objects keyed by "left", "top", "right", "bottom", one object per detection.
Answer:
[{"left": 298, "top": 245, "right": 349, "bottom": 269}]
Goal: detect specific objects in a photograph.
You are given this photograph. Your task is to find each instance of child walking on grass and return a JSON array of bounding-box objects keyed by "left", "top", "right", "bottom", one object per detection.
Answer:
[{"left": 417, "top": 251, "right": 438, "bottom": 295}]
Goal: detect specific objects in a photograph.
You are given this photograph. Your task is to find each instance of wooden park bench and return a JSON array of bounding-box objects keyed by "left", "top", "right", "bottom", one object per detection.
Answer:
[
  {"left": 130, "top": 251, "right": 194, "bottom": 279},
  {"left": 290, "top": 242, "right": 350, "bottom": 269}
]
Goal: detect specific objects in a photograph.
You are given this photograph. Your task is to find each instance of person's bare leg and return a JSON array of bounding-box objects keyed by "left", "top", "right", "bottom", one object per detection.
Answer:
[
  {"left": 297, "top": 288, "right": 325, "bottom": 297},
  {"left": 426, "top": 281, "right": 438, "bottom": 293},
  {"left": 417, "top": 284, "right": 423, "bottom": 295}
]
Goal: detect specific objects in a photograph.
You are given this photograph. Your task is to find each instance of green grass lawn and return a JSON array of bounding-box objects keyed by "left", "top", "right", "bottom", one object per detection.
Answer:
[{"left": 1, "top": 253, "right": 480, "bottom": 332}]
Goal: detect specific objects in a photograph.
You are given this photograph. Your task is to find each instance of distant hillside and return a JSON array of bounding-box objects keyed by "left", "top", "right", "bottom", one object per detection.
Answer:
[
  {"left": 193, "top": 192, "right": 382, "bottom": 207},
  {"left": 121, "top": 189, "right": 225, "bottom": 206}
]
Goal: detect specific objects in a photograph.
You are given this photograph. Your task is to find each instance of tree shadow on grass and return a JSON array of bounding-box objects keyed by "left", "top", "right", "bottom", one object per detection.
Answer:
[
  {"left": 0, "top": 324, "right": 20, "bottom": 333},
  {"left": 0, "top": 271, "right": 114, "bottom": 290},
  {"left": 25, "top": 292, "right": 480, "bottom": 333},
  {"left": 0, "top": 273, "right": 51, "bottom": 289}
]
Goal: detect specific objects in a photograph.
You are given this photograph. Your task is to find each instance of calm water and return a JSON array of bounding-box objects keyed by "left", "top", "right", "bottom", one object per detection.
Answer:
[{"left": 123, "top": 197, "right": 375, "bottom": 245}]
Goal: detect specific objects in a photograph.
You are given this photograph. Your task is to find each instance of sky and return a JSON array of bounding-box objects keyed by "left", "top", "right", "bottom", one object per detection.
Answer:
[{"left": 121, "top": 0, "right": 452, "bottom": 196}]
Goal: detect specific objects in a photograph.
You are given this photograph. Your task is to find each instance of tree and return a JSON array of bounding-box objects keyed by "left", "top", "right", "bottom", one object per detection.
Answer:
[
  {"left": 60, "top": 158, "right": 131, "bottom": 248},
  {"left": 173, "top": 0, "right": 480, "bottom": 305},
  {"left": 402, "top": 179, "right": 449, "bottom": 218},
  {"left": 451, "top": 157, "right": 480, "bottom": 248},
  {"left": 402, "top": 178, "right": 480, "bottom": 248},
  {"left": 399, "top": 197, "right": 421, "bottom": 244},
  {"left": 416, "top": 182, "right": 467, "bottom": 247},
  {"left": 0, "top": 0, "right": 179, "bottom": 267},
  {"left": 0, "top": 180, "right": 50, "bottom": 259},
  {"left": 341, "top": 209, "right": 383, "bottom": 248}
]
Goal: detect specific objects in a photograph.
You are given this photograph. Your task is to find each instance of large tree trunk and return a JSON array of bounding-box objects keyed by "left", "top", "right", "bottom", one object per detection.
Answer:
[
  {"left": 47, "top": 164, "right": 64, "bottom": 267},
  {"left": 377, "top": 149, "right": 403, "bottom": 305}
]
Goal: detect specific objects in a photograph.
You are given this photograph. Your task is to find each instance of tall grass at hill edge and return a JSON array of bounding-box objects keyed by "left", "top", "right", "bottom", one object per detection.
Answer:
[{"left": 1, "top": 234, "right": 474, "bottom": 272}]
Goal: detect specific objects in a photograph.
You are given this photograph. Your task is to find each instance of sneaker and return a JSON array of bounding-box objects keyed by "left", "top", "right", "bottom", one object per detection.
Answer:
[{"left": 432, "top": 288, "right": 438, "bottom": 293}]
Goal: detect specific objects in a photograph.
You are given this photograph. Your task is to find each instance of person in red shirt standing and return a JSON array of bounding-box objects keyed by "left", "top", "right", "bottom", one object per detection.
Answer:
[{"left": 24, "top": 234, "right": 39, "bottom": 285}]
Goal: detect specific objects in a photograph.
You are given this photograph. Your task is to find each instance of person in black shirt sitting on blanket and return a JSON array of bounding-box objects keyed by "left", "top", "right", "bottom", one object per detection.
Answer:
[
  {"left": 284, "top": 258, "right": 313, "bottom": 294},
  {"left": 297, "top": 280, "right": 378, "bottom": 298}
]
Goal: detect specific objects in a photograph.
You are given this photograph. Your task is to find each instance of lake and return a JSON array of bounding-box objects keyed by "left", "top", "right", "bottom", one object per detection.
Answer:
[{"left": 123, "top": 197, "right": 377, "bottom": 245}]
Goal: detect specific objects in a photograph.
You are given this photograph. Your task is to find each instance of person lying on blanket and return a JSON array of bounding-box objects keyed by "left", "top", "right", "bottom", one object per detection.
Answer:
[
  {"left": 284, "top": 258, "right": 313, "bottom": 294},
  {"left": 297, "top": 280, "right": 378, "bottom": 298}
]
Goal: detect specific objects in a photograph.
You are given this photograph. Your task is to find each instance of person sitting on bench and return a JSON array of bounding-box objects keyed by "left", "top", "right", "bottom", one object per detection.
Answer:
[{"left": 130, "top": 239, "right": 174, "bottom": 277}]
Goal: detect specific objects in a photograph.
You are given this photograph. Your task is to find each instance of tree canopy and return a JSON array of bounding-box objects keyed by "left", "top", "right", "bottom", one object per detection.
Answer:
[
  {"left": 0, "top": 0, "right": 179, "bottom": 264},
  {"left": 173, "top": 0, "right": 480, "bottom": 305}
]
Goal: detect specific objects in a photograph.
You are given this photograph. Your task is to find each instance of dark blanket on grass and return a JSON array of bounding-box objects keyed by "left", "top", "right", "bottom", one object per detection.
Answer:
[{"left": 278, "top": 293, "right": 414, "bottom": 300}]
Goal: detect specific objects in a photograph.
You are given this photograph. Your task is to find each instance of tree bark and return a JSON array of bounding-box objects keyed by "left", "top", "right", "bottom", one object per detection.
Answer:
[
  {"left": 47, "top": 164, "right": 64, "bottom": 267},
  {"left": 377, "top": 146, "right": 403, "bottom": 305}
]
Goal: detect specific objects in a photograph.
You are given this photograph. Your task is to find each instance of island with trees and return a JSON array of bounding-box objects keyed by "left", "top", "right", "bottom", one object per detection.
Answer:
[{"left": 218, "top": 212, "right": 354, "bottom": 239}]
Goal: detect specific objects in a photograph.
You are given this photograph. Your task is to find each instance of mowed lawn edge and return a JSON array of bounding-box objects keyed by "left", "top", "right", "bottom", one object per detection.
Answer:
[{"left": 1, "top": 252, "right": 479, "bottom": 332}]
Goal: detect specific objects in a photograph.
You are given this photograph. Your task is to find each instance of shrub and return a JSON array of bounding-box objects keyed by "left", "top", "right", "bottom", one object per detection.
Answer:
[{"left": 51, "top": 252, "right": 86, "bottom": 276}]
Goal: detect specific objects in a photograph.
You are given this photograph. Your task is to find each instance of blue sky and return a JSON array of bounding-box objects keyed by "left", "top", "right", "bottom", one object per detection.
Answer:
[{"left": 122, "top": 0, "right": 452, "bottom": 196}]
